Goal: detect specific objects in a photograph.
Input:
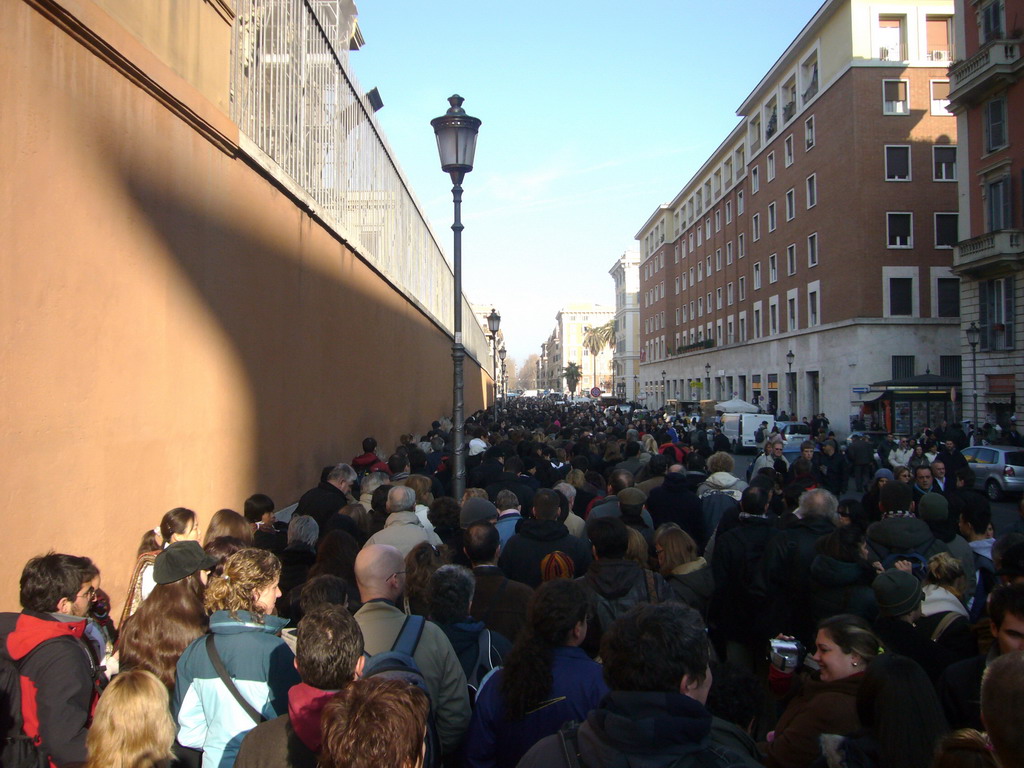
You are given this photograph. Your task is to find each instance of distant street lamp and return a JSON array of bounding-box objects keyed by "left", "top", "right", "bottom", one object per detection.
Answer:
[
  {"left": 705, "top": 362, "right": 712, "bottom": 398},
  {"left": 786, "top": 349, "right": 795, "bottom": 416},
  {"left": 432, "top": 94, "right": 481, "bottom": 500},
  {"left": 966, "top": 322, "right": 980, "bottom": 445},
  {"left": 487, "top": 308, "right": 501, "bottom": 422},
  {"left": 661, "top": 369, "right": 667, "bottom": 407},
  {"left": 633, "top": 374, "right": 639, "bottom": 401},
  {"left": 498, "top": 345, "right": 507, "bottom": 404}
]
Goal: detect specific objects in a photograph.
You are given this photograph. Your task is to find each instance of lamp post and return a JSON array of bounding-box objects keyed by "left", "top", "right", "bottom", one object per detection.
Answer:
[
  {"left": 498, "top": 345, "right": 507, "bottom": 405},
  {"left": 486, "top": 308, "right": 501, "bottom": 422},
  {"left": 786, "top": 349, "right": 795, "bottom": 416},
  {"left": 661, "top": 369, "right": 667, "bottom": 408},
  {"left": 633, "top": 374, "right": 638, "bottom": 402},
  {"left": 705, "top": 362, "right": 712, "bottom": 399},
  {"left": 967, "top": 322, "right": 980, "bottom": 445},
  {"left": 432, "top": 94, "right": 481, "bottom": 500}
]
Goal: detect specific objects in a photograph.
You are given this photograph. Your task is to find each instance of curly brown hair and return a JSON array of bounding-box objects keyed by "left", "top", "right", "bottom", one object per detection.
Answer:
[{"left": 203, "top": 548, "right": 280, "bottom": 622}]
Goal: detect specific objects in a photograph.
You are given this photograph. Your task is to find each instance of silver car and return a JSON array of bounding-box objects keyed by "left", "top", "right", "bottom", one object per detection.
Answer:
[{"left": 962, "top": 445, "right": 1024, "bottom": 501}]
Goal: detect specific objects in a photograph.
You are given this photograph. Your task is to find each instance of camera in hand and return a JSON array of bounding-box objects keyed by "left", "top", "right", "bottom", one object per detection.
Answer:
[{"left": 769, "top": 639, "right": 805, "bottom": 673}]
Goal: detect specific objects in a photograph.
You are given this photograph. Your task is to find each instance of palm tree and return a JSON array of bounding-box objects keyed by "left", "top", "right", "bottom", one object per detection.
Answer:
[
  {"left": 583, "top": 320, "right": 615, "bottom": 391},
  {"left": 563, "top": 362, "right": 582, "bottom": 396}
]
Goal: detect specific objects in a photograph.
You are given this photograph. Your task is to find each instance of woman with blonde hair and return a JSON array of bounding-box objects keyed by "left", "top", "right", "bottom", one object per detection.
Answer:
[
  {"left": 655, "top": 525, "right": 714, "bottom": 619},
  {"left": 173, "top": 548, "right": 300, "bottom": 768},
  {"left": 918, "top": 552, "right": 977, "bottom": 660},
  {"left": 85, "top": 669, "right": 176, "bottom": 768}
]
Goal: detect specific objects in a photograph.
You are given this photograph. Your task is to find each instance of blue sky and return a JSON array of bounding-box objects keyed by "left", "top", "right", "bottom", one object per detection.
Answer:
[{"left": 350, "top": 0, "right": 827, "bottom": 365}]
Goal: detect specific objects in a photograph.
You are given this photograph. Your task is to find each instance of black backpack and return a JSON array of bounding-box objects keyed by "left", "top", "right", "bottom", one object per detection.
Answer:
[
  {"left": 1, "top": 637, "right": 61, "bottom": 768},
  {"left": 362, "top": 615, "right": 441, "bottom": 768}
]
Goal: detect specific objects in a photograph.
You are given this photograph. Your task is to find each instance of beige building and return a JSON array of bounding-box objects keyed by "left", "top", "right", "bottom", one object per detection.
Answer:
[
  {"left": 0, "top": 0, "right": 489, "bottom": 612},
  {"left": 539, "top": 304, "right": 615, "bottom": 395},
  {"left": 637, "top": 0, "right": 959, "bottom": 433},
  {"left": 609, "top": 251, "right": 642, "bottom": 399}
]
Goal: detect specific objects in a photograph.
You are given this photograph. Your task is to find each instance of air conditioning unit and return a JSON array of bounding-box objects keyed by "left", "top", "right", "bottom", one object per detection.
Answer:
[{"left": 931, "top": 50, "right": 950, "bottom": 61}]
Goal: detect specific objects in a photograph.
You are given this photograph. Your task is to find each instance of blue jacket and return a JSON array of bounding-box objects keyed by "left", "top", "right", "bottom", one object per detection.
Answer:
[
  {"left": 173, "top": 611, "right": 300, "bottom": 768},
  {"left": 463, "top": 645, "right": 607, "bottom": 768}
]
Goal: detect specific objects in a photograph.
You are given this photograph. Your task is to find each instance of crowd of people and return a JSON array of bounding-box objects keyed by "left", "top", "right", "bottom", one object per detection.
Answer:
[{"left": 2, "top": 397, "right": 1024, "bottom": 768}]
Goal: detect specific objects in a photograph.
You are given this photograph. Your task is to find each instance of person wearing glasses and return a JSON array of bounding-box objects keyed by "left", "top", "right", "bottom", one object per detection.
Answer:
[
  {"left": 0, "top": 553, "right": 105, "bottom": 767},
  {"left": 353, "top": 544, "right": 471, "bottom": 759}
]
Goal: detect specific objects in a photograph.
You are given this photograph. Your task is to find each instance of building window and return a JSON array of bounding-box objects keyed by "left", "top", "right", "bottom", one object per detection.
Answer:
[
  {"left": 927, "top": 16, "right": 953, "bottom": 60},
  {"left": 767, "top": 152, "right": 776, "bottom": 181},
  {"left": 769, "top": 300, "right": 779, "bottom": 335},
  {"left": 690, "top": 266, "right": 695, "bottom": 285},
  {"left": 931, "top": 80, "right": 950, "bottom": 115},
  {"left": 715, "top": 249, "right": 722, "bottom": 271},
  {"left": 769, "top": 253, "right": 778, "bottom": 283},
  {"left": 933, "top": 146, "right": 956, "bottom": 181},
  {"left": 937, "top": 277, "right": 960, "bottom": 317},
  {"left": 788, "top": 296, "right": 798, "bottom": 330},
  {"left": 892, "top": 355, "right": 916, "bottom": 379},
  {"left": 981, "top": 0, "right": 1005, "bottom": 42},
  {"left": 753, "top": 213, "right": 761, "bottom": 241},
  {"left": 986, "top": 176, "right": 1012, "bottom": 231},
  {"left": 889, "top": 278, "right": 914, "bottom": 316},
  {"left": 751, "top": 167, "right": 760, "bottom": 194},
  {"left": 739, "top": 276, "right": 747, "bottom": 300},
  {"left": 738, "top": 233, "right": 746, "bottom": 258},
  {"left": 715, "top": 210, "right": 721, "bottom": 232},
  {"left": 726, "top": 241, "right": 734, "bottom": 264},
  {"left": 787, "top": 244, "right": 797, "bottom": 275},
  {"left": 887, "top": 213, "right": 913, "bottom": 248},
  {"left": 698, "top": 296, "right": 704, "bottom": 317},
  {"left": 802, "top": 53, "right": 819, "bottom": 104},
  {"left": 878, "top": 15, "right": 906, "bottom": 60},
  {"left": 675, "top": 276, "right": 681, "bottom": 295},
  {"left": 705, "top": 218, "right": 712, "bottom": 238},
  {"left": 697, "top": 229, "right": 702, "bottom": 247},
  {"left": 726, "top": 200, "right": 733, "bottom": 224},
  {"left": 786, "top": 188, "right": 795, "bottom": 221},
  {"left": 939, "top": 355, "right": 962, "bottom": 379},
  {"left": 739, "top": 312, "right": 748, "bottom": 341},
  {"left": 805, "top": 115, "right": 816, "bottom": 149},
  {"left": 753, "top": 306, "right": 763, "bottom": 338},
  {"left": 935, "top": 213, "right": 958, "bottom": 248},
  {"left": 980, "top": 276, "right": 1015, "bottom": 350},
  {"left": 785, "top": 135, "right": 794, "bottom": 167},
  {"left": 697, "top": 262, "right": 703, "bottom": 282},
  {"left": 706, "top": 255, "right": 712, "bottom": 275},
  {"left": 737, "top": 190, "right": 745, "bottom": 215},
  {"left": 716, "top": 287, "right": 723, "bottom": 309},
  {"left": 985, "top": 97, "right": 1007, "bottom": 152},
  {"left": 727, "top": 318, "right": 735, "bottom": 344},
  {"left": 883, "top": 79, "right": 909, "bottom": 115},
  {"left": 808, "top": 287, "right": 820, "bottom": 326},
  {"left": 768, "top": 202, "right": 777, "bottom": 232},
  {"left": 753, "top": 262, "right": 762, "bottom": 290},
  {"left": 727, "top": 282, "right": 734, "bottom": 305},
  {"left": 807, "top": 232, "right": 819, "bottom": 267},
  {"left": 885, "top": 145, "right": 911, "bottom": 181},
  {"left": 806, "top": 174, "right": 817, "bottom": 208},
  {"left": 682, "top": 272, "right": 687, "bottom": 290}
]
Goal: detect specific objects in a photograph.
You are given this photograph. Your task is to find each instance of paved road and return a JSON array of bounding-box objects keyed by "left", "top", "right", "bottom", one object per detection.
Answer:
[{"left": 732, "top": 452, "right": 1022, "bottom": 536}]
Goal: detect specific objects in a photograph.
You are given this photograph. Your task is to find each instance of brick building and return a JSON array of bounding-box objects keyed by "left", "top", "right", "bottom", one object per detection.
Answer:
[
  {"left": 637, "top": 0, "right": 960, "bottom": 435},
  {"left": 948, "top": 0, "right": 1023, "bottom": 429}
]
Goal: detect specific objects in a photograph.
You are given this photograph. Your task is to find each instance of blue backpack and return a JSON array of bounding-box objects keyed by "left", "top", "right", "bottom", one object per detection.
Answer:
[{"left": 363, "top": 615, "right": 441, "bottom": 768}]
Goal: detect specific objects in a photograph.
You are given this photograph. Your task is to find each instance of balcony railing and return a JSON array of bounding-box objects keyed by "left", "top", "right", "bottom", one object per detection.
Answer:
[
  {"left": 231, "top": 0, "right": 488, "bottom": 361},
  {"left": 948, "top": 39, "right": 1022, "bottom": 106},
  {"left": 953, "top": 229, "right": 1024, "bottom": 275}
]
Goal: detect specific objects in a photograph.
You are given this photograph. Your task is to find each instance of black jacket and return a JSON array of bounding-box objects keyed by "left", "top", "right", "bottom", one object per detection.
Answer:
[
  {"left": 760, "top": 516, "right": 836, "bottom": 642},
  {"left": 808, "top": 555, "right": 878, "bottom": 624},
  {"left": 517, "top": 691, "right": 748, "bottom": 768},
  {"left": 936, "top": 651, "right": 991, "bottom": 731},
  {"left": 498, "top": 520, "right": 591, "bottom": 588},
  {"left": 576, "top": 560, "right": 670, "bottom": 655},
  {"left": 646, "top": 473, "right": 705, "bottom": 543},
  {"left": 710, "top": 515, "right": 779, "bottom": 644},
  {"left": 294, "top": 481, "right": 349, "bottom": 531}
]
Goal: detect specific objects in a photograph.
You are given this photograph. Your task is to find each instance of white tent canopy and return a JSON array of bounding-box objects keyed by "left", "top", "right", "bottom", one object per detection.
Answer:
[{"left": 715, "top": 397, "right": 759, "bottom": 413}]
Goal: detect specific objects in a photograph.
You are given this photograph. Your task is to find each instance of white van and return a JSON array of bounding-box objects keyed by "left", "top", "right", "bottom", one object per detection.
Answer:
[{"left": 721, "top": 413, "right": 775, "bottom": 453}]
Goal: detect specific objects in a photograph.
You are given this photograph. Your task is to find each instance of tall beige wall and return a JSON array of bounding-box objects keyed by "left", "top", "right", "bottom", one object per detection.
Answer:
[{"left": 1, "top": 0, "right": 485, "bottom": 613}]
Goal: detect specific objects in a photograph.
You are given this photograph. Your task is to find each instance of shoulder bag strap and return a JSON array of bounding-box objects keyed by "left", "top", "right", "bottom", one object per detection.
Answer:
[
  {"left": 391, "top": 614, "right": 425, "bottom": 656},
  {"left": 557, "top": 721, "right": 585, "bottom": 768},
  {"left": 930, "top": 611, "right": 960, "bottom": 642},
  {"left": 205, "top": 634, "right": 265, "bottom": 724},
  {"left": 645, "top": 569, "right": 659, "bottom": 604}
]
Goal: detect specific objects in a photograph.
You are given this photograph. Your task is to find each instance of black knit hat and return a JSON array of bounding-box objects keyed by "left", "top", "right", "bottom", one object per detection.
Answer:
[{"left": 872, "top": 568, "right": 923, "bottom": 617}]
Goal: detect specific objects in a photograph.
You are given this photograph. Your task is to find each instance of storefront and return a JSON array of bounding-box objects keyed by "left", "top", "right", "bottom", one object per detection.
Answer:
[{"left": 863, "top": 373, "right": 962, "bottom": 436}]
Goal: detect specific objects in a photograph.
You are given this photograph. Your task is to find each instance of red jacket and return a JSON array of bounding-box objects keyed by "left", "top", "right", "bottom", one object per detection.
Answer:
[{"left": 1, "top": 611, "right": 99, "bottom": 768}]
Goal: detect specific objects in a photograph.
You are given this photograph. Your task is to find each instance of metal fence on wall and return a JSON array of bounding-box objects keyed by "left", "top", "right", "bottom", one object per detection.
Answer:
[{"left": 231, "top": 0, "right": 488, "bottom": 365}]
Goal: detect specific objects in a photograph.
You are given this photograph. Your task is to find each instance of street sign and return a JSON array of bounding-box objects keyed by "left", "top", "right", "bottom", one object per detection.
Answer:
[
  {"left": 851, "top": 386, "right": 870, "bottom": 394},
  {"left": 590, "top": 387, "right": 602, "bottom": 398}
]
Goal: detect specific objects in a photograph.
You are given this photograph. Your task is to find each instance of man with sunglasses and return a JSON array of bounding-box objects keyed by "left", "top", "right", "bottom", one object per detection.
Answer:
[{"left": 0, "top": 553, "right": 103, "bottom": 767}]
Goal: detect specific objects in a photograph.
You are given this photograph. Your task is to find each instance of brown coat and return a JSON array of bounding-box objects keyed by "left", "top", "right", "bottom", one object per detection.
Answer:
[
  {"left": 469, "top": 565, "right": 533, "bottom": 644},
  {"left": 763, "top": 675, "right": 862, "bottom": 768}
]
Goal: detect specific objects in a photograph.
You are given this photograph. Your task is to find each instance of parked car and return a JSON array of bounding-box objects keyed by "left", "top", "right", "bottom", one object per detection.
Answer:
[
  {"left": 775, "top": 421, "right": 812, "bottom": 444},
  {"left": 962, "top": 445, "right": 1024, "bottom": 501}
]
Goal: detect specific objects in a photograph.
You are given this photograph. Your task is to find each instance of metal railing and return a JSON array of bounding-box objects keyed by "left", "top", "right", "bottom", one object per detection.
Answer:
[{"left": 230, "top": 0, "right": 488, "bottom": 364}]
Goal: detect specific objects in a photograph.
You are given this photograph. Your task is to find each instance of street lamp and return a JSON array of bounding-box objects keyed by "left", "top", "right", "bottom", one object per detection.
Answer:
[
  {"left": 966, "top": 322, "right": 980, "bottom": 445},
  {"left": 432, "top": 94, "right": 481, "bottom": 500},
  {"left": 786, "top": 349, "right": 795, "bottom": 416},
  {"left": 705, "top": 362, "right": 712, "bottom": 398},
  {"left": 498, "top": 345, "right": 507, "bottom": 404},
  {"left": 486, "top": 308, "right": 501, "bottom": 422},
  {"left": 633, "top": 374, "right": 638, "bottom": 402},
  {"left": 661, "top": 369, "right": 667, "bottom": 408}
]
